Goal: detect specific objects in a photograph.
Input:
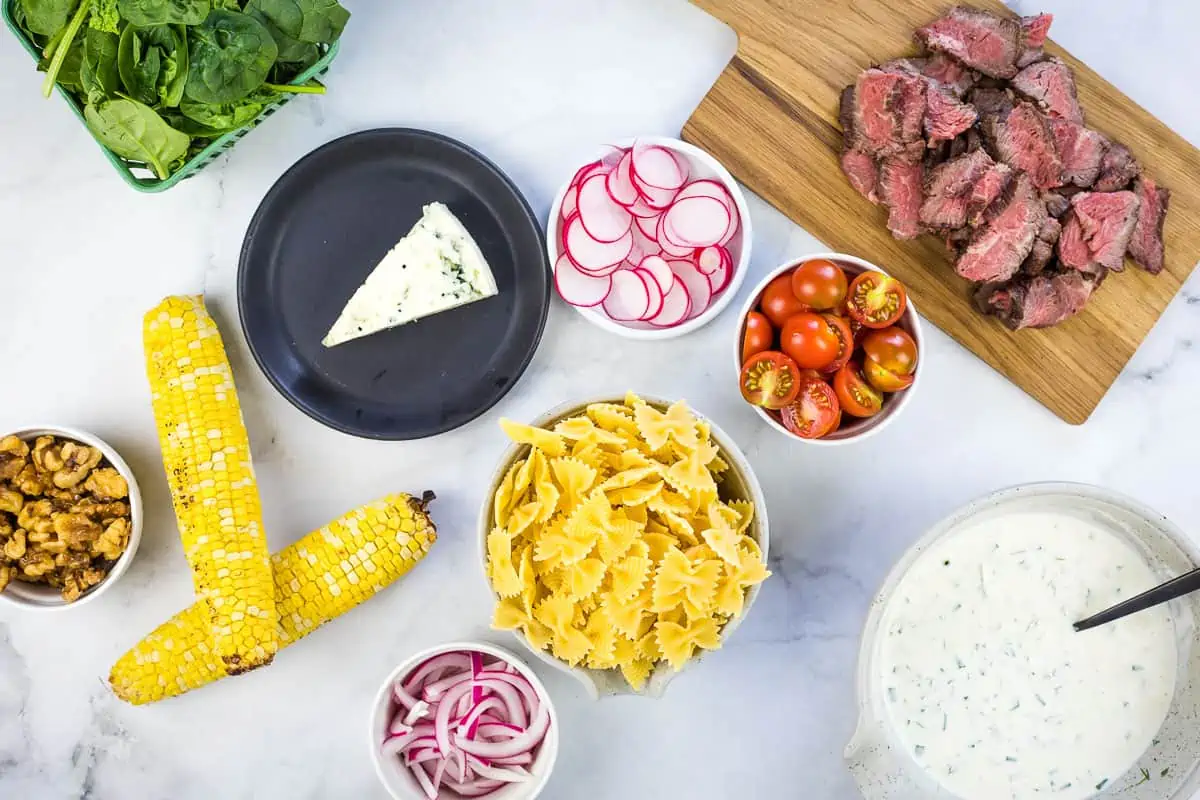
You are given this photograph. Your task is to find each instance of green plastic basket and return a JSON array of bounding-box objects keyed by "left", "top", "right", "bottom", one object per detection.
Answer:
[{"left": 2, "top": 1, "right": 339, "bottom": 192}]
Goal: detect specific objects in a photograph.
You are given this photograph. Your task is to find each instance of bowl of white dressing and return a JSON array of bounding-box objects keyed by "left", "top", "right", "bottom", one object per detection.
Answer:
[{"left": 846, "top": 483, "right": 1200, "bottom": 800}]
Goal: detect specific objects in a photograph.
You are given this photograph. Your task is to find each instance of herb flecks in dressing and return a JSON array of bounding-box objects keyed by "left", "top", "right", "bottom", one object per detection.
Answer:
[{"left": 879, "top": 511, "right": 1176, "bottom": 800}]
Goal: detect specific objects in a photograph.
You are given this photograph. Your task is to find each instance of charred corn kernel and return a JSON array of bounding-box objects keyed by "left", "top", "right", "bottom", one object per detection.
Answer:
[
  {"left": 144, "top": 296, "right": 277, "bottom": 674},
  {"left": 109, "top": 493, "right": 437, "bottom": 705}
]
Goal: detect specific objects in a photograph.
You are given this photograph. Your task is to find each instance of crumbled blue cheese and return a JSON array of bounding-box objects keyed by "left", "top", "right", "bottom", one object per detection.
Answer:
[{"left": 322, "top": 203, "right": 499, "bottom": 347}]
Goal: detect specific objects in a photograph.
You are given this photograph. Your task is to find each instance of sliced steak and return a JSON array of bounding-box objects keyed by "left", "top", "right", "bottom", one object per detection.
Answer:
[
  {"left": 1017, "top": 14, "right": 1053, "bottom": 69},
  {"left": 983, "top": 99, "right": 1063, "bottom": 189},
  {"left": 915, "top": 6, "right": 1023, "bottom": 79},
  {"left": 970, "top": 86, "right": 1015, "bottom": 128},
  {"left": 919, "top": 149, "right": 993, "bottom": 230},
  {"left": 976, "top": 270, "right": 1096, "bottom": 330},
  {"left": 1021, "top": 217, "right": 1062, "bottom": 275},
  {"left": 879, "top": 158, "right": 925, "bottom": 240},
  {"left": 1047, "top": 118, "right": 1105, "bottom": 187},
  {"left": 1045, "top": 190, "right": 1072, "bottom": 218},
  {"left": 843, "top": 70, "right": 928, "bottom": 160},
  {"left": 1057, "top": 190, "right": 1141, "bottom": 274},
  {"left": 1093, "top": 141, "right": 1141, "bottom": 191},
  {"left": 925, "top": 87, "right": 978, "bottom": 140},
  {"left": 841, "top": 148, "right": 879, "bottom": 204},
  {"left": 922, "top": 52, "right": 977, "bottom": 97},
  {"left": 967, "top": 161, "right": 1013, "bottom": 226},
  {"left": 1011, "top": 58, "right": 1082, "bottom": 122},
  {"left": 1127, "top": 175, "right": 1170, "bottom": 274},
  {"left": 956, "top": 173, "right": 1047, "bottom": 282}
]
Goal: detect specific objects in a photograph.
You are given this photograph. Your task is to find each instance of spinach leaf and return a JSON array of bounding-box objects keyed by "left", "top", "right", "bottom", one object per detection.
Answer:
[
  {"left": 178, "top": 90, "right": 273, "bottom": 135},
  {"left": 117, "top": 0, "right": 209, "bottom": 27},
  {"left": 244, "top": 3, "right": 316, "bottom": 68},
  {"left": 16, "top": 0, "right": 77, "bottom": 38},
  {"left": 244, "top": 0, "right": 347, "bottom": 45},
  {"left": 80, "top": 28, "right": 120, "bottom": 104},
  {"left": 38, "top": 0, "right": 88, "bottom": 96},
  {"left": 39, "top": 33, "right": 83, "bottom": 90},
  {"left": 88, "top": 0, "right": 119, "bottom": 33},
  {"left": 118, "top": 24, "right": 189, "bottom": 107},
  {"left": 185, "top": 9, "right": 277, "bottom": 104},
  {"left": 84, "top": 98, "right": 190, "bottom": 179}
]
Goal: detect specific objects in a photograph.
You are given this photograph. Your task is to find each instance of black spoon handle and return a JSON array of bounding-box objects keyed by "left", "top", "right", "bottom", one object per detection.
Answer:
[{"left": 1074, "top": 567, "right": 1200, "bottom": 632}]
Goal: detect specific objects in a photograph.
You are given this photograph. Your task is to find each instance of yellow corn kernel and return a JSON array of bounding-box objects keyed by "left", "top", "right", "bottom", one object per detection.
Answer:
[
  {"left": 143, "top": 296, "right": 277, "bottom": 674},
  {"left": 109, "top": 493, "right": 437, "bottom": 705}
]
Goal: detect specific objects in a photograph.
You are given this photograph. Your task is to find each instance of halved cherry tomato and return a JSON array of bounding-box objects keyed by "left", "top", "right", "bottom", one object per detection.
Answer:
[
  {"left": 760, "top": 273, "right": 810, "bottom": 328},
  {"left": 833, "top": 361, "right": 884, "bottom": 417},
  {"left": 790, "top": 259, "right": 848, "bottom": 311},
  {"left": 862, "top": 327, "right": 918, "bottom": 392},
  {"left": 846, "top": 271, "right": 908, "bottom": 329},
  {"left": 780, "top": 377, "right": 842, "bottom": 439},
  {"left": 819, "top": 313, "right": 854, "bottom": 374},
  {"left": 740, "top": 351, "right": 802, "bottom": 410},
  {"left": 781, "top": 312, "right": 839, "bottom": 370},
  {"left": 741, "top": 311, "right": 775, "bottom": 364}
]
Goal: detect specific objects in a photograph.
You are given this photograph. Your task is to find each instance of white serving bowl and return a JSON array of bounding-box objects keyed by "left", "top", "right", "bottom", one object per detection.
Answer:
[
  {"left": 0, "top": 425, "right": 143, "bottom": 611},
  {"left": 734, "top": 253, "right": 925, "bottom": 446},
  {"left": 846, "top": 483, "right": 1200, "bottom": 800},
  {"left": 546, "top": 136, "right": 752, "bottom": 340},
  {"left": 369, "top": 641, "right": 560, "bottom": 800},
  {"left": 478, "top": 395, "right": 770, "bottom": 699}
]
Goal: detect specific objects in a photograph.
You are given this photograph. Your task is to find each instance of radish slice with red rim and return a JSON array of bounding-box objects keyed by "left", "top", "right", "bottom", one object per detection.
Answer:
[
  {"left": 634, "top": 269, "right": 665, "bottom": 320},
  {"left": 706, "top": 249, "right": 733, "bottom": 294},
  {"left": 668, "top": 259, "right": 713, "bottom": 320},
  {"left": 633, "top": 174, "right": 679, "bottom": 210},
  {"left": 648, "top": 280, "right": 691, "bottom": 327},
  {"left": 605, "top": 151, "right": 640, "bottom": 207},
  {"left": 577, "top": 174, "right": 633, "bottom": 243},
  {"left": 561, "top": 185, "right": 579, "bottom": 219},
  {"left": 602, "top": 270, "right": 651, "bottom": 322},
  {"left": 627, "top": 196, "right": 660, "bottom": 218},
  {"left": 631, "top": 142, "right": 688, "bottom": 190},
  {"left": 630, "top": 223, "right": 661, "bottom": 261},
  {"left": 662, "top": 196, "right": 731, "bottom": 248},
  {"left": 554, "top": 254, "right": 612, "bottom": 307},
  {"left": 696, "top": 246, "right": 727, "bottom": 276},
  {"left": 634, "top": 214, "right": 660, "bottom": 240},
  {"left": 673, "top": 178, "right": 734, "bottom": 212},
  {"left": 568, "top": 160, "right": 602, "bottom": 190},
  {"left": 637, "top": 255, "right": 674, "bottom": 294},
  {"left": 657, "top": 213, "right": 695, "bottom": 258},
  {"left": 564, "top": 214, "right": 631, "bottom": 271}
]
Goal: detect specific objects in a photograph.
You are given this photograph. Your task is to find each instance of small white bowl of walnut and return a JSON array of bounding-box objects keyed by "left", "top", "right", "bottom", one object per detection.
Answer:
[{"left": 0, "top": 427, "right": 142, "bottom": 610}]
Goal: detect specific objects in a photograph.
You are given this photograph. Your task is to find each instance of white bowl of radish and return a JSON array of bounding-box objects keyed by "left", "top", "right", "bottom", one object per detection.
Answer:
[
  {"left": 547, "top": 137, "right": 751, "bottom": 338},
  {"left": 370, "top": 642, "right": 559, "bottom": 800}
]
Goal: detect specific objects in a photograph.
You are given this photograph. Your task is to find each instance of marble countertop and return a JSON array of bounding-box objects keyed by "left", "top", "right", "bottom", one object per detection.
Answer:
[{"left": 3, "top": 1, "right": 1200, "bottom": 798}]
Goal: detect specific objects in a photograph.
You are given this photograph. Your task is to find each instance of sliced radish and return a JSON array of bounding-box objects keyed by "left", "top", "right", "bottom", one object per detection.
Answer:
[
  {"left": 554, "top": 254, "right": 612, "bottom": 307},
  {"left": 657, "top": 213, "right": 695, "bottom": 258},
  {"left": 662, "top": 196, "right": 731, "bottom": 248},
  {"left": 633, "top": 175, "right": 679, "bottom": 210},
  {"left": 564, "top": 214, "right": 632, "bottom": 271},
  {"left": 630, "top": 224, "right": 661, "bottom": 262},
  {"left": 605, "top": 151, "right": 640, "bottom": 207},
  {"left": 577, "top": 174, "right": 632, "bottom": 243},
  {"left": 648, "top": 280, "right": 691, "bottom": 327},
  {"left": 568, "top": 160, "right": 602, "bottom": 190},
  {"left": 696, "top": 246, "right": 726, "bottom": 276},
  {"left": 673, "top": 179, "right": 733, "bottom": 212},
  {"left": 635, "top": 214, "right": 660, "bottom": 240},
  {"left": 668, "top": 259, "right": 713, "bottom": 320},
  {"left": 638, "top": 255, "right": 674, "bottom": 294},
  {"left": 600, "top": 146, "right": 624, "bottom": 170},
  {"left": 602, "top": 270, "right": 651, "bottom": 322},
  {"left": 561, "top": 185, "right": 579, "bottom": 220},
  {"left": 635, "top": 269, "right": 665, "bottom": 320},
  {"left": 631, "top": 142, "right": 687, "bottom": 190},
  {"left": 627, "top": 196, "right": 660, "bottom": 218},
  {"left": 706, "top": 249, "right": 733, "bottom": 294}
]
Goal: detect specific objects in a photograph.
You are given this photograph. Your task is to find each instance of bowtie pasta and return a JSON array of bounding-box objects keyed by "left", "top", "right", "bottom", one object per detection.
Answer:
[{"left": 488, "top": 393, "right": 770, "bottom": 690}]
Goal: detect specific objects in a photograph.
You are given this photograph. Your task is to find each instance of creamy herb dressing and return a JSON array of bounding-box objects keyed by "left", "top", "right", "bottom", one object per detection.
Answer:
[{"left": 879, "top": 511, "right": 1176, "bottom": 799}]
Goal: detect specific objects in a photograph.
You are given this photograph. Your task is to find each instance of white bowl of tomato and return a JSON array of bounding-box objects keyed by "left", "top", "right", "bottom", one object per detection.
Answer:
[{"left": 734, "top": 253, "right": 923, "bottom": 445}]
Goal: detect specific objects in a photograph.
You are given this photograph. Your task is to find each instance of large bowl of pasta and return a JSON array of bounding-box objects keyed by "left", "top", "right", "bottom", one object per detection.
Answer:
[{"left": 480, "top": 392, "right": 770, "bottom": 699}]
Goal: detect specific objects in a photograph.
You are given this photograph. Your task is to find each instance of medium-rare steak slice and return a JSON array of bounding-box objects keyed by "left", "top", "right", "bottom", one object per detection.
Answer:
[
  {"left": 919, "top": 149, "right": 993, "bottom": 230},
  {"left": 1011, "top": 58, "right": 1082, "bottom": 123},
  {"left": 983, "top": 99, "right": 1064, "bottom": 189},
  {"left": 947, "top": 128, "right": 983, "bottom": 160},
  {"left": 967, "top": 161, "right": 1013, "bottom": 226},
  {"left": 1127, "top": 175, "right": 1170, "bottom": 274},
  {"left": 841, "top": 148, "right": 880, "bottom": 204},
  {"left": 1057, "top": 190, "right": 1141, "bottom": 274},
  {"left": 915, "top": 6, "right": 1023, "bottom": 79},
  {"left": 956, "top": 173, "right": 1046, "bottom": 282},
  {"left": 923, "top": 52, "right": 977, "bottom": 97},
  {"left": 1093, "top": 141, "right": 1141, "bottom": 191},
  {"left": 879, "top": 158, "right": 925, "bottom": 240},
  {"left": 970, "top": 86, "right": 1015, "bottom": 122},
  {"left": 1048, "top": 118, "right": 1105, "bottom": 187},
  {"left": 925, "top": 87, "right": 978, "bottom": 140},
  {"left": 975, "top": 269, "right": 1096, "bottom": 330},
  {"left": 1021, "top": 217, "right": 1062, "bottom": 275},
  {"left": 1021, "top": 13, "right": 1053, "bottom": 48},
  {"left": 843, "top": 70, "right": 928, "bottom": 160}
]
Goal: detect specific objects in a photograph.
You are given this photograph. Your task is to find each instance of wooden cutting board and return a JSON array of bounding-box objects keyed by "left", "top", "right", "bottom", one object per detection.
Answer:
[{"left": 682, "top": 0, "right": 1200, "bottom": 424}]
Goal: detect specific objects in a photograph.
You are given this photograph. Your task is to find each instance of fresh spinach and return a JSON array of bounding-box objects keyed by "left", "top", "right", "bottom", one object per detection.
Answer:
[
  {"left": 244, "top": 3, "right": 316, "bottom": 70},
  {"left": 39, "top": 33, "right": 83, "bottom": 90},
  {"left": 84, "top": 98, "right": 190, "bottom": 179},
  {"left": 116, "top": 0, "right": 209, "bottom": 27},
  {"left": 184, "top": 9, "right": 277, "bottom": 104},
  {"left": 244, "top": 0, "right": 347, "bottom": 44},
  {"left": 178, "top": 90, "right": 273, "bottom": 135},
  {"left": 80, "top": 27, "right": 119, "bottom": 104},
  {"left": 88, "top": 0, "right": 119, "bottom": 33},
  {"left": 17, "top": 0, "right": 77, "bottom": 37},
  {"left": 118, "top": 24, "right": 189, "bottom": 107},
  {"left": 39, "top": 0, "right": 89, "bottom": 96}
]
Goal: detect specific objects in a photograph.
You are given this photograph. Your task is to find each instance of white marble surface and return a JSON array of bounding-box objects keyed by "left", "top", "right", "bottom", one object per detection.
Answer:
[{"left": 2, "top": 1, "right": 1200, "bottom": 798}]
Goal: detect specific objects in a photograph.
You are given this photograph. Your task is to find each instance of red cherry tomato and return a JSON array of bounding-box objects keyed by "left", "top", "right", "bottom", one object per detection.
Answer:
[
  {"left": 790, "top": 259, "right": 848, "bottom": 311},
  {"left": 780, "top": 377, "right": 842, "bottom": 439},
  {"left": 781, "top": 312, "right": 840, "bottom": 370},
  {"left": 760, "top": 273, "right": 810, "bottom": 328},
  {"left": 739, "top": 351, "right": 803, "bottom": 410},
  {"left": 846, "top": 271, "right": 908, "bottom": 329},
  {"left": 741, "top": 311, "right": 775, "bottom": 364},
  {"left": 862, "top": 327, "right": 919, "bottom": 392},
  {"left": 819, "top": 314, "right": 854, "bottom": 374},
  {"left": 833, "top": 361, "right": 884, "bottom": 417}
]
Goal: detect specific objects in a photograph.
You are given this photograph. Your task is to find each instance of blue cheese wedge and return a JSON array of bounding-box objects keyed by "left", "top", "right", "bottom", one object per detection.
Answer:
[{"left": 322, "top": 203, "right": 499, "bottom": 347}]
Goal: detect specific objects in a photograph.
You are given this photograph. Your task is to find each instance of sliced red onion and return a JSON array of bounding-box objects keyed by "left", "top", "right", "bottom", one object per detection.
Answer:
[
  {"left": 392, "top": 681, "right": 420, "bottom": 710},
  {"left": 470, "top": 651, "right": 484, "bottom": 705},
  {"left": 492, "top": 752, "right": 533, "bottom": 766},
  {"left": 434, "top": 681, "right": 475, "bottom": 756},
  {"left": 411, "top": 762, "right": 437, "bottom": 800},
  {"left": 422, "top": 670, "right": 471, "bottom": 702},
  {"left": 402, "top": 700, "right": 430, "bottom": 727},
  {"left": 406, "top": 748, "right": 440, "bottom": 767},
  {"left": 458, "top": 697, "right": 503, "bottom": 739},
  {"left": 475, "top": 722, "right": 522, "bottom": 740},
  {"left": 466, "top": 755, "right": 534, "bottom": 783},
  {"left": 402, "top": 652, "right": 472, "bottom": 695},
  {"left": 453, "top": 701, "right": 550, "bottom": 760},
  {"left": 442, "top": 777, "right": 505, "bottom": 797}
]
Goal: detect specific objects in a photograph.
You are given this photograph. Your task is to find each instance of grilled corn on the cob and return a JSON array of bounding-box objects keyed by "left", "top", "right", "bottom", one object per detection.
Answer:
[
  {"left": 110, "top": 493, "right": 437, "bottom": 705},
  {"left": 143, "top": 296, "right": 277, "bottom": 674}
]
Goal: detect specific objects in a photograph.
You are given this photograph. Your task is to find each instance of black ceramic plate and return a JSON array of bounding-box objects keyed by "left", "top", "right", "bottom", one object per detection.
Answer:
[{"left": 238, "top": 129, "right": 550, "bottom": 440}]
